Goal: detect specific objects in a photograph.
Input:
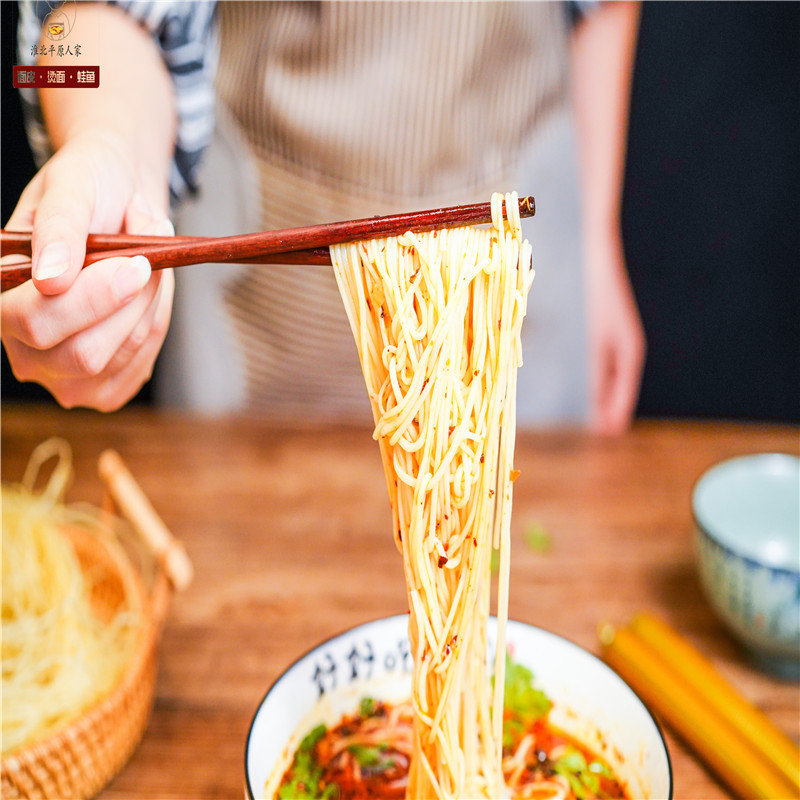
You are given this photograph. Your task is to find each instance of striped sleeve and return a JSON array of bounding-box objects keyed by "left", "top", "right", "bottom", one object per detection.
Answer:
[
  {"left": 565, "top": 1, "right": 601, "bottom": 26},
  {"left": 17, "top": 0, "right": 219, "bottom": 200}
]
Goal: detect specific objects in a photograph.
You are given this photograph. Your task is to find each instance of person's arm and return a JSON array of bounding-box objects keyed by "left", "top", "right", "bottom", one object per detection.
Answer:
[
  {"left": 1, "top": 3, "right": 177, "bottom": 410},
  {"left": 571, "top": 0, "right": 646, "bottom": 435}
]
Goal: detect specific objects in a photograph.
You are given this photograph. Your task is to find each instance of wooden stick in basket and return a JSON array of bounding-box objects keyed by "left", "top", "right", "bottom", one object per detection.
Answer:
[{"left": 98, "top": 450, "right": 194, "bottom": 592}]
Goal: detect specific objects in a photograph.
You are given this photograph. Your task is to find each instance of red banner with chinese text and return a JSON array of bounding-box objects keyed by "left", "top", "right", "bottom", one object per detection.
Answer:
[{"left": 13, "top": 66, "right": 99, "bottom": 89}]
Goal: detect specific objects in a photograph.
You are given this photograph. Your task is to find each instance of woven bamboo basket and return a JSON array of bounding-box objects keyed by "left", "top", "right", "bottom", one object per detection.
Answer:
[{"left": 1, "top": 450, "right": 190, "bottom": 800}]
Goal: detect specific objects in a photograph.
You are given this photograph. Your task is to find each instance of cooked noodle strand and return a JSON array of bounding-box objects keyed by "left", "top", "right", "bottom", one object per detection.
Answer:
[{"left": 331, "top": 192, "right": 534, "bottom": 799}]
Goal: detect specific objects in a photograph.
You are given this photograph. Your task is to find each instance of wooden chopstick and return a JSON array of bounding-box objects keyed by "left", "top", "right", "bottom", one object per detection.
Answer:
[
  {"left": 600, "top": 614, "right": 800, "bottom": 800},
  {"left": 0, "top": 242, "right": 331, "bottom": 293},
  {"left": 0, "top": 195, "right": 534, "bottom": 293},
  {"left": 1, "top": 231, "right": 332, "bottom": 264}
]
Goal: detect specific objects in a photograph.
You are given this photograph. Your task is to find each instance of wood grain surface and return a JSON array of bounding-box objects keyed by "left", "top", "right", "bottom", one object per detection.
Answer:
[{"left": 2, "top": 405, "right": 797, "bottom": 800}]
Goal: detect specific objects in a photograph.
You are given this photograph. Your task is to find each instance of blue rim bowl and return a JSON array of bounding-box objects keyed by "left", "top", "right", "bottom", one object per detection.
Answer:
[{"left": 693, "top": 453, "right": 800, "bottom": 678}]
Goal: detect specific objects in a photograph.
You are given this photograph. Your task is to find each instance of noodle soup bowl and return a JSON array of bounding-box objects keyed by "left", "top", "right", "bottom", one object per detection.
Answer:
[{"left": 245, "top": 615, "right": 672, "bottom": 799}]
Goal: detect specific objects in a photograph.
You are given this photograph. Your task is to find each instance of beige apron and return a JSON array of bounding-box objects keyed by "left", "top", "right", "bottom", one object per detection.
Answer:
[{"left": 163, "top": 2, "right": 586, "bottom": 424}]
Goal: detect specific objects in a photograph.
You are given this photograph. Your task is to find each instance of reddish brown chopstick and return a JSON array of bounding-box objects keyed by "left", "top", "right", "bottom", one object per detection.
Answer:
[
  {"left": 1, "top": 195, "right": 534, "bottom": 292},
  {"left": 1, "top": 240, "right": 331, "bottom": 293},
  {"left": 1, "top": 231, "right": 332, "bottom": 264}
]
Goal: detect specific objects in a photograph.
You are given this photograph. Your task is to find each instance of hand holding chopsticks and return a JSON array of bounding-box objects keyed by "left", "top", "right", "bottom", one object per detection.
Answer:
[{"left": 0, "top": 196, "right": 534, "bottom": 293}]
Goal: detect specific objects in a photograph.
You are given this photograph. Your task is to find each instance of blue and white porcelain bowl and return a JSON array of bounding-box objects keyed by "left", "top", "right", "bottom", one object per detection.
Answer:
[
  {"left": 245, "top": 615, "right": 673, "bottom": 799},
  {"left": 693, "top": 453, "right": 800, "bottom": 678}
]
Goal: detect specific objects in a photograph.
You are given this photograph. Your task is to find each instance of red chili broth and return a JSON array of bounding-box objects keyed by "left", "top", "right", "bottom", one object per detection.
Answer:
[{"left": 276, "top": 700, "right": 630, "bottom": 800}]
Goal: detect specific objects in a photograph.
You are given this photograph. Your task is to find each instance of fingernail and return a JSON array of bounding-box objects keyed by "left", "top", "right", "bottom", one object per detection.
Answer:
[
  {"left": 154, "top": 218, "right": 175, "bottom": 237},
  {"left": 34, "top": 242, "right": 70, "bottom": 280},
  {"left": 113, "top": 255, "right": 151, "bottom": 302}
]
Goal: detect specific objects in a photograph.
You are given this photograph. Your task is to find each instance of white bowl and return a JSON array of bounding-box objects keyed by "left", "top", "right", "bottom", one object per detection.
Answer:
[
  {"left": 245, "top": 615, "right": 673, "bottom": 799},
  {"left": 693, "top": 453, "right": 800, "bottom": 678}
]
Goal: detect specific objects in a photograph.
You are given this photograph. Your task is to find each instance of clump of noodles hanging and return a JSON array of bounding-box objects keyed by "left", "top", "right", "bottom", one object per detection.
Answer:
[{"left": 331, "top": 192, "right": 534, "bottom": 799}]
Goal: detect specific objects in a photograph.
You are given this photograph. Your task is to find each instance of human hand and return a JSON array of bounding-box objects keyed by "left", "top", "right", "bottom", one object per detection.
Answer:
[
  {"left": 585, "top": 233, "right": 646, "bottom": 435},
  {"left": 1, "top": 131, "right": 174, "bottom": 411}
]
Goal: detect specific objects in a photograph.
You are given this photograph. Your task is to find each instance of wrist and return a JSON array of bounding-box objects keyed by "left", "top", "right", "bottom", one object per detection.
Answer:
[
  {"left": 583, "top": 217, "right": 623, "bottom": 264},
  {"left": 67, "top": 126, "right": 135, "bottom": 164}
]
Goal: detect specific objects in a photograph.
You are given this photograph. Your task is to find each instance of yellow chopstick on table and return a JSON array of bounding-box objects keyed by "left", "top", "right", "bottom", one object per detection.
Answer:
[
  {"left": 630, "top": 612, "right": 800, "bottom": 792},
  {"left": 600, "top": 617, "right": 800, "bottom": 800}
]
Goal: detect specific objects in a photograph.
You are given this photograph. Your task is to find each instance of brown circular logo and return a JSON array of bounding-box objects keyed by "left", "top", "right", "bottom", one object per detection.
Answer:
[{"left": 40, "top": 1, "right": 76, "bottom": 41}]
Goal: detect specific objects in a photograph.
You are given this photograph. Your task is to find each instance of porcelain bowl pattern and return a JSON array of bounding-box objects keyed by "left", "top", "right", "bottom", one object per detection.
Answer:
[
  {"left": 693, "top": 453, "right": 800, "bottom": 678},
  {"left": 245, "top": 615, "right": 673, "bottom": 800}
]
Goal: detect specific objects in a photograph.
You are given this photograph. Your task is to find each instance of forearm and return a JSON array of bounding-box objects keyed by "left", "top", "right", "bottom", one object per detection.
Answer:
[
  {"left": 570, "top": 2, "right": 645, "bottom": 433},
  {"left": 571, "top": 1, "right": 640, "bottom": 248},
  {"left": 36, "top": 3, "right": 176, "bottom": 213}
]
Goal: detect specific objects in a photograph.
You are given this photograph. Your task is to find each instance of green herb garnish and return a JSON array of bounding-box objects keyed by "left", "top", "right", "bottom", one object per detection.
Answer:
[
  {"left": 553, "top": 746, "right": 617, "bottom": 800},
  {"left": 493, "top": 653, "right": 552, "bottom": 749},
  {"left": 347, "top": 742, "right": 394, "bottom": 771},
  {"left": 359, "top": 696, "right": 377, "bottom": 717},
  {"left": 503, "top": 654, "right": 551, "bottom": 720},
  {"left": 277, "top": 724, "right": 337, "bottom": 799},
  {"left": 523, "top": 523, "right": 552, "bottom": 553}
]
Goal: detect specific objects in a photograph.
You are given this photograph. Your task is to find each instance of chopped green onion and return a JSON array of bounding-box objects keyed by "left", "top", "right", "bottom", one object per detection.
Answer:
[
  {"left": 348, "top": 743, "right": 395, "bottom": 772},
  {"left": 359, "top": 696, "right": 376, "bottom": 717},
  {"left": 523, "top": 523, "right": 552, "bottom": 553}
]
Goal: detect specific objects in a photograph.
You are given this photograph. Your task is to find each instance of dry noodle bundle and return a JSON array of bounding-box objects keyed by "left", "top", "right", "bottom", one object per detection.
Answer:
[
  {"left": 331, "top": 192, "right": 534, "bottom": 799},
  {"left": 1, "top": 439, "right": 142, "bottom": 754}
]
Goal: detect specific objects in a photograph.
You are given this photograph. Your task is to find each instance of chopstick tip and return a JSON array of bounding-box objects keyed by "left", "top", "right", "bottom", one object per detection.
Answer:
[
  {"left": 598, "top": 621, "right": 617, "bottom": 647},
  {"left": 521, "top": 195, "right": 535, "bottom": 217}
]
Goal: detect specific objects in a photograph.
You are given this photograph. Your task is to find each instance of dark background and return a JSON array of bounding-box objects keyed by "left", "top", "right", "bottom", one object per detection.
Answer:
[
  {"left": 622, "top": 1, "right": 799, "bottom": 424},
  {"left": 2, "top": 1, "right": 798, "bottom": 422},
  {"left": 2, "top": 1, "right": 51, "bottom": 402}
]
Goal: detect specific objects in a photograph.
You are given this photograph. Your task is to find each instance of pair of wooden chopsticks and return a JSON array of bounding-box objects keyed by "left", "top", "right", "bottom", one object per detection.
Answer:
[
  {"left": 600, "top": 612, "right": 800, "bottom": 800},
  {"left": 0, "top": 195, "right": 535, "bottom": 292}
]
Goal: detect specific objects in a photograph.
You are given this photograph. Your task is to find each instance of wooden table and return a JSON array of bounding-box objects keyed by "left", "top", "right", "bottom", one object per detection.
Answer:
[{"left": 2, "top": 404, "right": 798, "bottom": 799}]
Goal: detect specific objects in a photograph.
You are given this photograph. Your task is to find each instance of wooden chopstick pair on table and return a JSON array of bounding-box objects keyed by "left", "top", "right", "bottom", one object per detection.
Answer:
[
  {"left": 600, "top": 612, "right": 800, "bottom": 800},
  {"left": 0, "top": 195, "right": 535, "bottom": 293}
]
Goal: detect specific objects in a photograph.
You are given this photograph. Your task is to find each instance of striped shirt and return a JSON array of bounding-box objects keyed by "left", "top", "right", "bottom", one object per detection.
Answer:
[{"left": 18, "top": 0, "right": 218, "bottom": 199}]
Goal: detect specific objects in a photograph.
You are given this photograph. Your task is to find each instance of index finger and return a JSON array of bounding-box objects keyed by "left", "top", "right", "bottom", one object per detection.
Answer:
[{"left": 29, "top": 156, "right": 97, "bottom": 295}]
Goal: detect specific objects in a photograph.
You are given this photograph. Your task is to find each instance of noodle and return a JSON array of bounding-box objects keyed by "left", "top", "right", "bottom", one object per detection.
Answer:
[
  {"left": 1, "top": 439, "right": 142, "bottom": 754},
  {"left": 331, "top": 192, "right": 534, "bottom": 799}
]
